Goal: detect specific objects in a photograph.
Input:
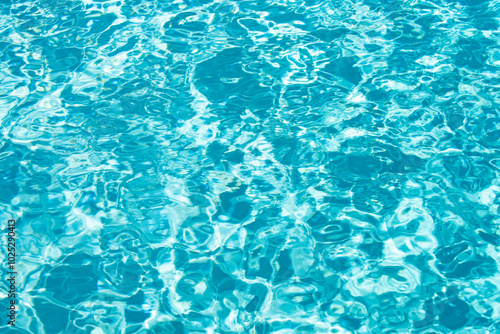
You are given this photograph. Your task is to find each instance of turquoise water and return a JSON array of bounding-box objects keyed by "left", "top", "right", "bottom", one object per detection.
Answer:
[{"left": 1, "top": 0, "right": 500, "bottom": 332}]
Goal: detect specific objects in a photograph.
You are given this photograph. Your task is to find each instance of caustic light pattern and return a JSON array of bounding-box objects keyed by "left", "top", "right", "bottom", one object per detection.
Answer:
[{"left": 0, "top": 0, "right": 500, "bottom": 333}]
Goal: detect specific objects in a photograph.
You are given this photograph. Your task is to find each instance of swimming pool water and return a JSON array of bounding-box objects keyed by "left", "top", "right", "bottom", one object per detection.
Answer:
[{"left": 1, "top": 0, "right": 500, "bottom": 333}]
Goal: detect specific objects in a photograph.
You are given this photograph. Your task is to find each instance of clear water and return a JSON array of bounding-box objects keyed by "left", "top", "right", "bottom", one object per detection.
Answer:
[{"left": 1, "top": 0, "right": 500, "bottom": 333}]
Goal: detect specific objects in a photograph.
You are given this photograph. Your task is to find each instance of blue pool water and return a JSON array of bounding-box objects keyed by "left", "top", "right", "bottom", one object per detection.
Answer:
[{"left": 1, "top": 0, "right": 500, "bottom": 333}]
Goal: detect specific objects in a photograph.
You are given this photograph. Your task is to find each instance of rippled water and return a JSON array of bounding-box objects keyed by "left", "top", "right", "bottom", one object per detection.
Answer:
[{"left": 1, "top": 0, "right": 500, "bottom": 333}]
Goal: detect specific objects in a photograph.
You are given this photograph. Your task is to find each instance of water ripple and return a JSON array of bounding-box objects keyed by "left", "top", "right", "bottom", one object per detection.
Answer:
[{"left": 1, "top": 0, "right": 500, "bottom": 333}]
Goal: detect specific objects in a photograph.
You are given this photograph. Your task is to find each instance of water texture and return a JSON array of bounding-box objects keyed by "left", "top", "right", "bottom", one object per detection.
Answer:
[{"left": 0, "top": 0, "right": 500, "bottom": 333}]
